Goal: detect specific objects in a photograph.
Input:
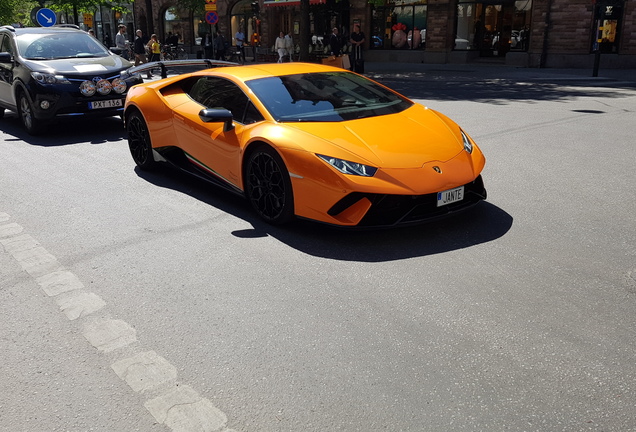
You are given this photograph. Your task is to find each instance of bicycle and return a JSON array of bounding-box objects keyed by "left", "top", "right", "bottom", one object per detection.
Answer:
[
  {"left": 161, "top": 44, "right": 188, "bottom": 61},
  {"left": 226, "top": 46, "right": 245, "bottom": 65}
]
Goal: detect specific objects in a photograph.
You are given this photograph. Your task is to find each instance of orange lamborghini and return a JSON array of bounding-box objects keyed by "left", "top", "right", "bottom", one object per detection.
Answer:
[{"left": 123, "top": 62, "right": 486, "bottom": 227}]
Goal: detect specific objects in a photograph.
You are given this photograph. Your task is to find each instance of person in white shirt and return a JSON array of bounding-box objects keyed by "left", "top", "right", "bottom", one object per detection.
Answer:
[
  {"left": 284, "top": 32, "right": 294, "bottom": 62},
  {"left": 115, "top": 24, "right": 129, "bottom": 60},
  {"left": 275, "top": 32, "right": 286, "bottom": 63}
]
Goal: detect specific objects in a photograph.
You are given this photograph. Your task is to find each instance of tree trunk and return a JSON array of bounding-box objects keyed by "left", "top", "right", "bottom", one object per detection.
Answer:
[{"left": 299, "top": 0, "right": 310, "bottom": 62}]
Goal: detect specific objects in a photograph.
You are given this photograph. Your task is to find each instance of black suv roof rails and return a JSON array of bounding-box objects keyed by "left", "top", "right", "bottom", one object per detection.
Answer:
[
  {"left": 0, "top": 25, "right": 16, "bottom": 32},
  {"left": 55, "top": 24, "right": 80, "bottom": 29}
]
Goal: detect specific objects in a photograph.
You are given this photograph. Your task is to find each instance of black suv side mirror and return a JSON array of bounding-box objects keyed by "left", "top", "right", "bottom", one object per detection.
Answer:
[{"left": 0, "top": 52, "right": 12, "bottom": 64}]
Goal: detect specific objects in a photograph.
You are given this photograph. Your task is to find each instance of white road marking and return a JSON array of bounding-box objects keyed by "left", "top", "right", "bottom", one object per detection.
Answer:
[
  {"left": 1, "top": 212, "right": 234, "bottom": 431},
  {"left": 112, "top": 351, "right": 178, "bottom": 393},
  {"left": 36, "top": 270, "right": 85, "bottom": 296},
  {"left": 0, "top": 222, "right": 24, "bottom": 238},
  {"left": 83, "top": 318, "right": 138, "bottom": 352},
  {"left": 145, "top": 385, "right": 229, "bottom": 432},
  {"left": 55, "top": 291, "right": 106, "bottom": 320}
]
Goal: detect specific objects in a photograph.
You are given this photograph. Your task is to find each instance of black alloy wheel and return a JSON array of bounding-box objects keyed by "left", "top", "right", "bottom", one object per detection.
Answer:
[
  {"left": 126, "top": 110, "right": 157, "bottom": 170},
  {"left": 245, "top": 145, "right": 294, "bottom": 225},
  {"left": 17, "top": 91, "right": 42, "bottom": 135}
]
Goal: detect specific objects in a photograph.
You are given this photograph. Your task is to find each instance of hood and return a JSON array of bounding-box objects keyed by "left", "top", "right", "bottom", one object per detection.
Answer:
[
  {"left": 285, "top": 104, "right": 464, "bottom": 169},
  {"left": 24, "top": 55, "right": 131, "bottom": 75}
]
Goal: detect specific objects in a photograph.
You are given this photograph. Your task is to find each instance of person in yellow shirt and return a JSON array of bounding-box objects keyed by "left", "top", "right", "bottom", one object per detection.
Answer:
[{"left": 147, "top": 34, "right": 161, "bottom": 62}]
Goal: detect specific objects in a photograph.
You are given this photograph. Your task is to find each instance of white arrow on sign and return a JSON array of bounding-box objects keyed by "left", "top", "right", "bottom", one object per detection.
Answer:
[{"left": 39, "top": 12, "right": 53, "bottom": 24}]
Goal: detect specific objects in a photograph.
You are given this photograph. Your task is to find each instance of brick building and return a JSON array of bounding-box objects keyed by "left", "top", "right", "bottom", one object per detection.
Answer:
[{"left": 130, "top": 0, "right": 635, "bottom": 68}]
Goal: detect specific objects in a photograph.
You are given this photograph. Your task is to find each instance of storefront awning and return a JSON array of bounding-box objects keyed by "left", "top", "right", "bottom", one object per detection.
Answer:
[{"left": 264, "top": 0, "right": 326, "bottom": 7}]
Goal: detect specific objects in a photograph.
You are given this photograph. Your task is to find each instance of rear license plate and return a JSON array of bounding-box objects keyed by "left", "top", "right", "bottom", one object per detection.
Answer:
[
  {"left": 89, "top": 99, "right": 122, "bottom": 109},
  {"left": 437, "top": 186, "right": 464, "bottom": 207}
]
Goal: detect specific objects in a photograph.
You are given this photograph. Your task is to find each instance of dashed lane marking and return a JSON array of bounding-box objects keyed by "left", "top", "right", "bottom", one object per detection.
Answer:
[{"left": 0, "top": 212, "right": 236, "bottom": 432}]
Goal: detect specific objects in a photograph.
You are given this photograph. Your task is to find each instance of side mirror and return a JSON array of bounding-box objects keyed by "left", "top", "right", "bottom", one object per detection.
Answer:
[
  {"left": 0, "top": 52, "right": 12, "bottom": 64},
  {"left": 199, "top": 108, "right": 235, "bottom": 132}
]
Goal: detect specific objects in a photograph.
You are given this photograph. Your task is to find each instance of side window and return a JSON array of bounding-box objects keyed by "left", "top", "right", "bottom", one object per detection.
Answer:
[
  {"left": 188, "top": 76, "right": 264, "bottom": 125},
  {"left": 0, "top": 35, "right": 11, "bottom": 54}
]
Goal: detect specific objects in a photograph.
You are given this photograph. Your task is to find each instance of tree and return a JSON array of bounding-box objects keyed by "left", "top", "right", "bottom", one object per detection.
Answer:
[
  {"left": 299, "top": 0, "right": 310, "bottom": 61},
  {"left": 0, "top": 0, "right": 39, "bottom": 26},
  {"left": 47, "top": 0, "right": 130, "bottom": 28}
]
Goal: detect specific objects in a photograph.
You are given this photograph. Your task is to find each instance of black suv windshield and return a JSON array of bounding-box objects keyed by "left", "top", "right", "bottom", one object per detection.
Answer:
[
  {"left": 17, "top": 32, "right": 110, "bottom": 60},
  {"left": 246, "top": 72, "right": 413, "bottom": 122}
]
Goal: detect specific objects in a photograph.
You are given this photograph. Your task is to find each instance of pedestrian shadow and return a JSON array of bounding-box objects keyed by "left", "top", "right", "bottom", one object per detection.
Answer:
[{"left": 135, "top": 164, "right": 513, "bottom": 262}]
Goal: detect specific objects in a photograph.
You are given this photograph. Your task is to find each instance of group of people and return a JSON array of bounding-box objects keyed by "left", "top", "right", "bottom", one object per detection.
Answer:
[
  {"left": 111, "top": 22, "right": 366, "bottom": 73},
  {"left": 202, "top": 30, "right": 247, "bottom": 62},
  {"left": 274, "top": 31, "right": 295, "bottom": 63},
  {"left": 113, "top": 25, "right": 161, "bottom": 78},
  {"left": 328, "top": 24, "right": 366, "bottom": 73}
]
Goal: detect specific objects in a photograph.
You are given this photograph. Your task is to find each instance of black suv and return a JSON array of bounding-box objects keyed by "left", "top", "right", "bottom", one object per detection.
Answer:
[{"left": 0, "top": 25, "right": 142, "bottom": 135}]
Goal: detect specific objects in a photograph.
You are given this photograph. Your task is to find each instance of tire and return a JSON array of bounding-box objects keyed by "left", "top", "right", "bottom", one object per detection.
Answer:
[
  {"left": 126, "top": 110, "right": 157, "bottom": 170},
  {"left": 17, "top": 91, "right": 42, "bottom": 135},
  {"left": 245, "top": 145, "right": 294, "bottom": 225}
]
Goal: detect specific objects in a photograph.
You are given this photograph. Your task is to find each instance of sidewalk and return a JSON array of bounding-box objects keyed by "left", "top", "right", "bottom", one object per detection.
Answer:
[
  {"left": 145, "top": 57, "right": 636, "bottom": 87},
  {"left": 363, "top": 61, "right": 636, "bottom": 87}
]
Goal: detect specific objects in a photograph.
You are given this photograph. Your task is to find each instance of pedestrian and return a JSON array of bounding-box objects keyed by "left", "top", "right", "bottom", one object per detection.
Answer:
[
  {"left": 329, "top": 27, "right": 342, "bottom": 56},
  {"left": 147, "top": 34, "right": 161, "bottom": 62},
  {"left": 115, "top": 24, "right": 129, "bottom": 59},
  {"left": 275, "top": 31, "right": 286, "bottom": 63},
  {"left": 235, "top": 28, "right": 246, "bottom": 62},
  {"left": 349, "top": 24, "right": 365, "bottom": 73},
  {"left": 284, "top": 31, "right": 294, "bottom": 62},
  {"left": 214, "top": 31, "right": 226, "bottom": 60},
  {"left": 134, "top": 29, "right": 152, "bottom": 78},
  {"left": 88, "top": 28, "right": 96, "bottom": 38},
  {"left": 203, "top": 32, "right": 213, "bottom": 59}
]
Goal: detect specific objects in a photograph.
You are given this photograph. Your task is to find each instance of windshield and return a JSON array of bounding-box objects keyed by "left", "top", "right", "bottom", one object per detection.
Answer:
[
  {"left": 246, "top": 72, "right": 413, "bottom": 122},
  {"left": 17, "top": 32, "right": 110, "bottom": 60}
]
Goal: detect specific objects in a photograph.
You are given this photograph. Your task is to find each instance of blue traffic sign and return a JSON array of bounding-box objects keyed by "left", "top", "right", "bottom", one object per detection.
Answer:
[
  {"left": 205, "top": 12, "right": 219, "bottom": 25},
  {"left": 36, "top": 8, "right": 57, "bottom": 27}
]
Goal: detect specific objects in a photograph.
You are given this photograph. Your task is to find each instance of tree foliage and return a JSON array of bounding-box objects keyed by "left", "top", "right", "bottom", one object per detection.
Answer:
[
  {"left": 173, "top": 0, "right": 205, "bottom": 16},
  {"left": 0, "top": 0, "right": 39, "bottom": 26},
  {"left": 49, "top": 0, "right": 131, "bottom": 13}
]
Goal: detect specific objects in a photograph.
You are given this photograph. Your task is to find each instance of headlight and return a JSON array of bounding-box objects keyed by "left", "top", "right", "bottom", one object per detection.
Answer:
[
  {"left": 79, "top": 80, "right": 96, "bottom": 96},
  {"left": 460, "top": 129, "right": 473, "bottom": 154},
  {"left": 31, "top": 72, "right": 71, "bottom": 85},
  {"left": 95, "top": 79, "right": 112, "bottom": 95},
  {"left": 111, "top": 78, "right": 127, "bottom": 94},
  {"left": 317, "top": 154, "right": 378, "bottom": 177}
]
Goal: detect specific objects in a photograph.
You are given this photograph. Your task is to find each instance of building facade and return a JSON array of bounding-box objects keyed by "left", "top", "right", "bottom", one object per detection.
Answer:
[{"left": 124, "top": 0, "right": 634, "bottom": 68}]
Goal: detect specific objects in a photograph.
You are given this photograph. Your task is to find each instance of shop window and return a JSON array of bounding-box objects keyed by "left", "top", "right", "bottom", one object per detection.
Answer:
[
  {"left": 164, "top": 8, "right": 188, "bottom": 44},
  {"left": 371, "top": 3, "right": 427, "bottom": 50},
  {"left": 455, "top": 1, "right": 531, "bottom": 53},
  {"left": 231, "top": 0, "right": 256, "bottom": 47}
]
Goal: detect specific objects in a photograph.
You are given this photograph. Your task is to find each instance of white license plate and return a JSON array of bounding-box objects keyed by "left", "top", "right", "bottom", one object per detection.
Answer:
[
  {"left": 89, "top": 99, "right": 122, "bottom": 109},
  {"left": 437, "top": 186, "right": 464, "bottom": 207}
]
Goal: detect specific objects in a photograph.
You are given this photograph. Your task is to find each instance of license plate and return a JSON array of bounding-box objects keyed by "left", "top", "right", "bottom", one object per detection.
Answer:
[
  {"left": 89, "top": 99, "right": 122, "bottom": 109},
  {"left": 437, "top": 186, "right": 464, "bottom": 207}
]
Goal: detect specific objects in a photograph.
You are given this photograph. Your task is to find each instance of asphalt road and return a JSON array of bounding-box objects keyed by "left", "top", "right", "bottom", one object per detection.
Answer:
[{"left": 1, "top": 71, "right": 636, "bottom": 432}]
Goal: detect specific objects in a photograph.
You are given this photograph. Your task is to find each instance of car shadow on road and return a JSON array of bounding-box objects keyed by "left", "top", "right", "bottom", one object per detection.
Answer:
[
  {"left": 136, "top": 164, "right": 513, "bottom": 262},
  {"left": 0, "top": 113, "right": 126, "bottom": 146}
]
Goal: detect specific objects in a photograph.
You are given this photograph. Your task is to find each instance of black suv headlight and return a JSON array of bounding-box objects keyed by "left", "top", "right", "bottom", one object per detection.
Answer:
[{"left": 31, "top": 72, "right": 71, "bottom": 85}]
